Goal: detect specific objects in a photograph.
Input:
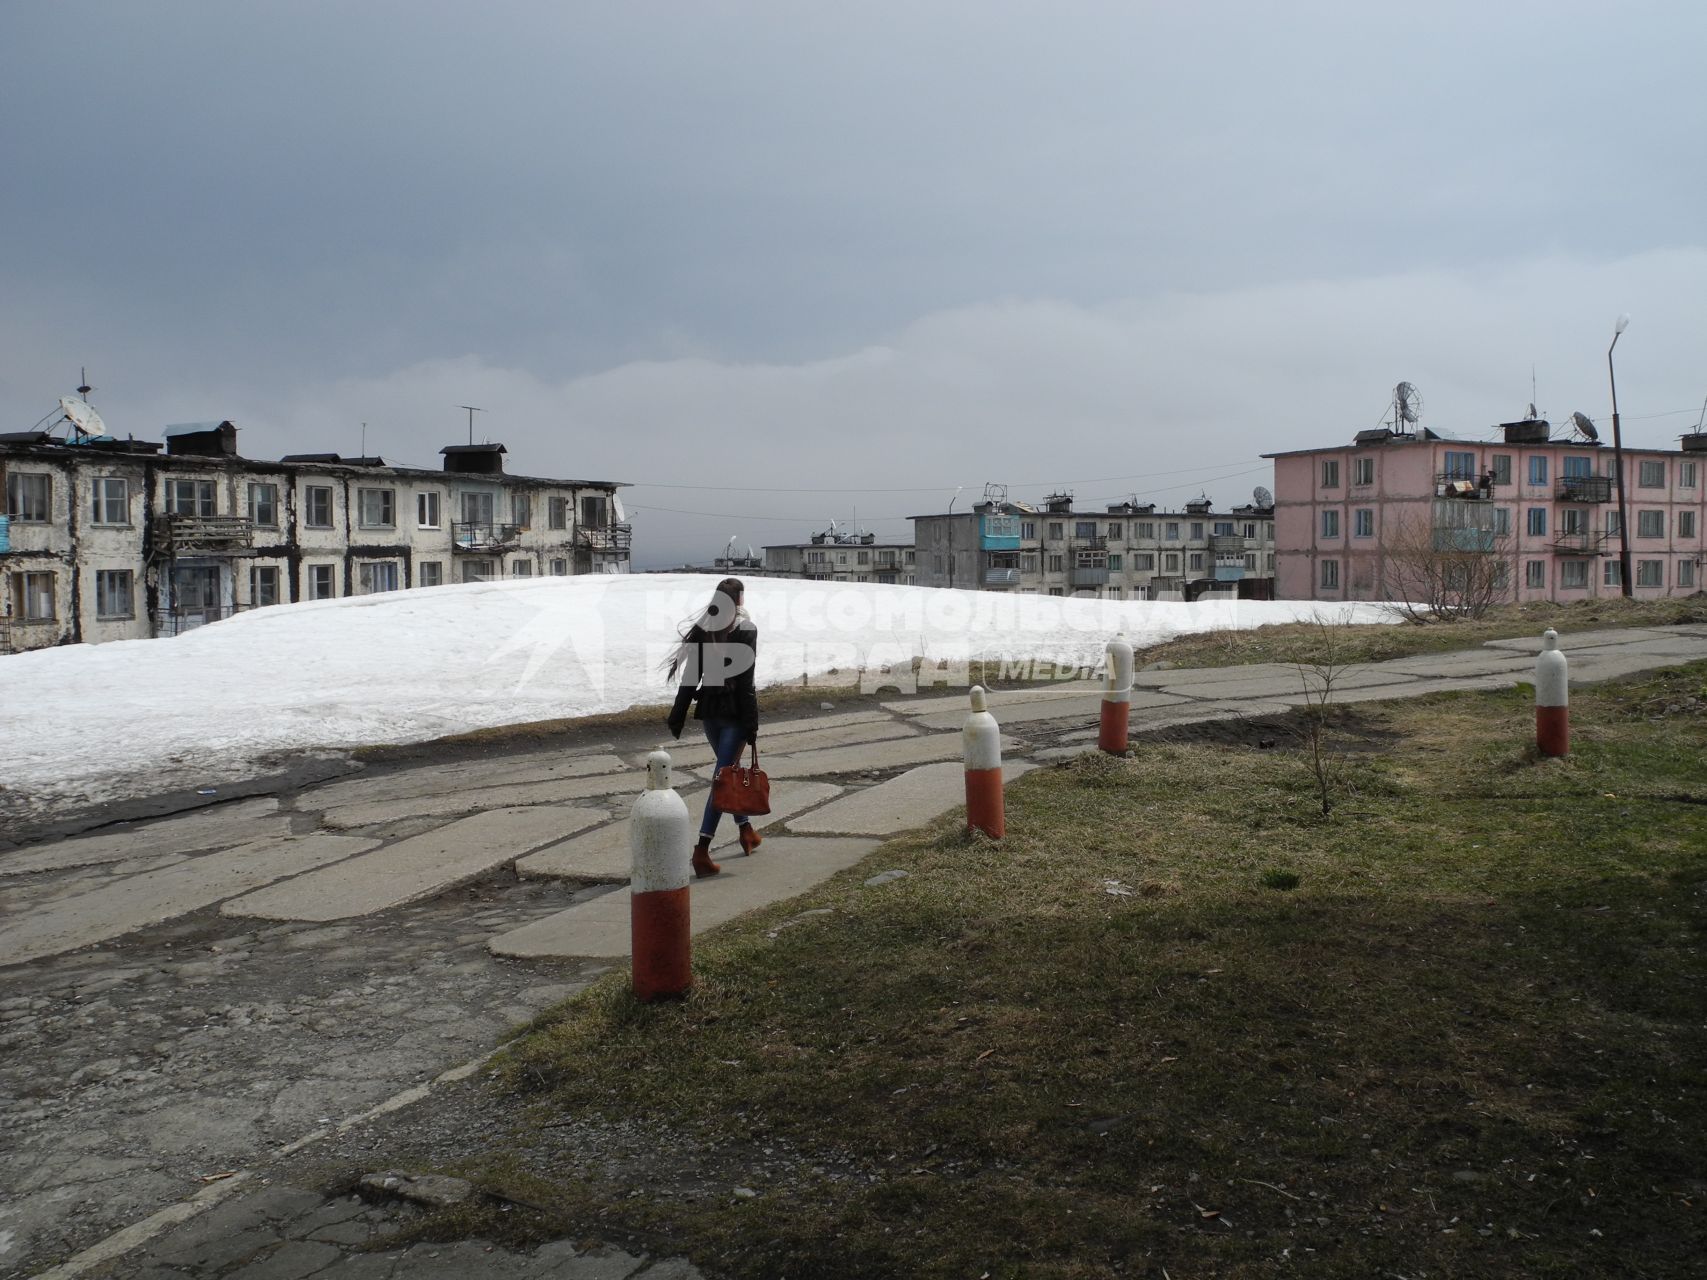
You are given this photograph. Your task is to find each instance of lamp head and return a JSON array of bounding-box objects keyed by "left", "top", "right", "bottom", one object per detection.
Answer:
[{"left": 1614, "top": 314, "right": 1630, "bottom": 335}]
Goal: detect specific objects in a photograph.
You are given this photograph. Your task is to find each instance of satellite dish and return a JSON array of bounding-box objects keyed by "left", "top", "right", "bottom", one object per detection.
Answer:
[
  {"left": 1527, "top": 402, "right": 1539, "bottom": 421},
  {"left": 58, "top": 396, "right": 107, "bottom": 438},
  {"left": 1571, "top": 411, "right": 1600, "bottom": 442},
  {"left": 1394, "top": 382, "right": 1422, "bottom": 425},
  {"left": 1253, "top": 485, "right": 1274, "bottom": 508}
]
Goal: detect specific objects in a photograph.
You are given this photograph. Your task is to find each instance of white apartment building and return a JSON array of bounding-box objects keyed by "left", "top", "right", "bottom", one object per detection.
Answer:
[
  {"left": 910, "top": 491, "right": 1275, "bottom": 599},
  {"left": 762, "top": 529, "right": 916, "bottom": 584},
  {"left": 1, "top": 417, "right": 629, "bottom": 654}
]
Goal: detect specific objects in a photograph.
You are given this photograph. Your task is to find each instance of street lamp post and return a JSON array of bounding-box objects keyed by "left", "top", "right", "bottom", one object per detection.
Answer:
[
  {"left": 1608, "top": 315, "right": 1633, "bottom": 598},
  {"left": 946, "top": 486, "right": 964, "bottom": 589}
]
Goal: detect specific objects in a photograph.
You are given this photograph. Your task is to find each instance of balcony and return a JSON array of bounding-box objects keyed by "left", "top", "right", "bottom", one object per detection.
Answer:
[
  {"left": 574, "top": 522, "right": 633, "bottom": 556},
  {"left": 1434, "top": 474, "right": 1493, "bottom": 500},
  {"left": 1551, "top": 530, "right": 1610, "bottom": 555},
  {"left": 1209, "top": 534, "right": 1246, "bottom": 555},
  {"left": 1070, "top": 566, "right": 1110, "bottom": 587},
  {"left": 452, "top": 521, "right": 522, "bottom": 553},
  {"left": 984, "top": 568, "right": 1021, "bottom": 586},
  {"left": 1557, "top": 476, "right": 1614, "bottom": 503},
  {"left": 153, "top": 514, "right": 255, "bottom": 558},
  {"left": 1432, "top": 528, "right": 1497, "bottom": 553},
  {"left": 1071, "top": 534, "right": 1108, "bottom": 551}
]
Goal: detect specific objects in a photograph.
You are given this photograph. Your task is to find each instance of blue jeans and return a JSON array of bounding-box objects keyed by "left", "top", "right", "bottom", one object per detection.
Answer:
[{"left": 700, "top": 718, "right": 754, "bottom": 840}]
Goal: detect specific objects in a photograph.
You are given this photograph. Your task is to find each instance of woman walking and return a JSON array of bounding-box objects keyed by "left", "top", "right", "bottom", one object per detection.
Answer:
[{"left": 665, "top": 577, "right": 760, "bottom": 877}]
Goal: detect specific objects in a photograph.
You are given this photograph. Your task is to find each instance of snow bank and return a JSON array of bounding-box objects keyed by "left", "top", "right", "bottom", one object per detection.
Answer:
[{"left": 0, "top": 575, "right": 1397, "bottom": 811}]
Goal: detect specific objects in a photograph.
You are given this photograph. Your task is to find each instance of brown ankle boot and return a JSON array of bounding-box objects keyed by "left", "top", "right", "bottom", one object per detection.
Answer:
[
  {"left": 738, "top": 825, "right": 762, "bottom": 856},
  {"left": 691, "top": 838, "right": 721, "bottom": 878}
]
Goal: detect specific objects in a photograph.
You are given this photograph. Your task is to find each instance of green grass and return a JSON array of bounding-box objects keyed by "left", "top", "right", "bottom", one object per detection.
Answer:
[{"left": 396, "top": 663, "right": 1707, "bottom": 1278}]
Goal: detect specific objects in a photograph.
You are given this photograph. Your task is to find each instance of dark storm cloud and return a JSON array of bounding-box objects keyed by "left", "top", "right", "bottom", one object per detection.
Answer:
[{"left": 3, "top": 1, "right": 1703, "bottom": 565}]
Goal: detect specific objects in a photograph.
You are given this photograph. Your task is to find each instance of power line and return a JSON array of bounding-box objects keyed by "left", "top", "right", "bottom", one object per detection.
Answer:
[{"left": 627, "top": 458, "right": 1268, "bottom": 495}]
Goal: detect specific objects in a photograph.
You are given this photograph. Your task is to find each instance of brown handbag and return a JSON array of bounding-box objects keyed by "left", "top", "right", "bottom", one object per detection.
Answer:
[{"left": 712, "top": 744, "right": 771, "bottom": 816}]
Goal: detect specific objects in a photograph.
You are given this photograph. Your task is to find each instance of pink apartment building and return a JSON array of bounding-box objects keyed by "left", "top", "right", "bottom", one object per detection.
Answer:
[{"left": 1265, "top": 421, "right": 1707, "bottom": 603}]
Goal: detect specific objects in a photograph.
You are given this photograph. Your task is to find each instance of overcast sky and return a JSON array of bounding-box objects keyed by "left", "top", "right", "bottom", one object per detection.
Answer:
[{"left": 4, "top": 1, "right": 1704, "bottom": 566}]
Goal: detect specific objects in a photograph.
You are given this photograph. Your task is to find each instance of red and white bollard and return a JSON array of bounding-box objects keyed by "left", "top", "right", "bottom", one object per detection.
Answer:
[
  {"left": 630, "top": 750, "right": 693, "bottom": 1001},
  {"left": 1099, "top": 632, "right": 1134, "bottom": 755},
  {"left": 1536, "top": 628, "right": 1569, "bottom": 758},
  {"left": 964, "top": 685, "right": 1005, "bottom": 838}
]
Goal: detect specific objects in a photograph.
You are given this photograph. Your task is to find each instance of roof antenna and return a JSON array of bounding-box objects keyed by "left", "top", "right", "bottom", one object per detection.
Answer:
[
  {"left": 78, "top": 367, "right": 94, "bottom": 401},
  {"left": 459, "top": 404, "right": 484, "bottom": 446},
  {"left": 360, "top": 421, "right": 367, "bottom": 457}
]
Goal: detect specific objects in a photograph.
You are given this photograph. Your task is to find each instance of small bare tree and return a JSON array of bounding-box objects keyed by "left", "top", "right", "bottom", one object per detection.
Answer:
[
  {"left": 1290, "top": 615, "right": 1359, "bottom": 816},
  {"left": 1384, "top": 507, "right": 1512, "bottom": 622}
]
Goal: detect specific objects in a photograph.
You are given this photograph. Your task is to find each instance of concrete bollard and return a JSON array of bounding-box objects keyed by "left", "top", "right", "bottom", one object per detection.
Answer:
[
  {"left": 1099, "top": 632, "right": 1135, "bottom": 755},
  {"left": 630, "top": 750, "right": 693, "bottom": 1001},
  {"left": 1536, "top": 628, "right": 1569, "bottom": 758},
  {"left": 963, "top": 685, "right": 1005, "bottom": 838}
]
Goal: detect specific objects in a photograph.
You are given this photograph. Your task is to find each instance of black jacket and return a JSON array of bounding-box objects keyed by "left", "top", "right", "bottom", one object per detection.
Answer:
[{"left": 667, "top": 622, "right": 759, "bottom": 743}]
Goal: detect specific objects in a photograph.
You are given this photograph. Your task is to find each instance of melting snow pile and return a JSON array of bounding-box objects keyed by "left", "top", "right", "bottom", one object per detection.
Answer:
[{"left": 0, "top": 574, "right": 1398, "bottom": 809}]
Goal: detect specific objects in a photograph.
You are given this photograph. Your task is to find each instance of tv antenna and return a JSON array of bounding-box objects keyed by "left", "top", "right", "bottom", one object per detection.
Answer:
[
  {"left": 459, "top": 405, "right": 484, "bottom": 446},
  {"left": 1570, "top": 411, "right": 1600, "bottom": 443},
  {"left": 1392, "top": 381, "right": 1422, "bottom": 431},
  {"left": 1253, "top": 484, "right": 1274, "bottom": 508},
  {"left": 77, "top": 367, "right": 95, "bottom": 400}
]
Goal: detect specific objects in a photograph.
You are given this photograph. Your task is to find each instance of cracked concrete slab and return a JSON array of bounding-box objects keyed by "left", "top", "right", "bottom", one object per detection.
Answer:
[
  {"left": 0, "top": 834, "right": 378, "bottom": 967},
  {"left": 654, "top": 717, "right": 917, "bottom": 768},
  {"left": 516, "top": 783, "right": 843, "bottom": 883},
  {"left": 728, "top": 732, "right": 1022, "bottom": 780},
  {"left": 319, "top": 773, "right": 640, "bottom": 830},
  {"left": 1, "top": 799, "right": 288, "bottom": 878},
  {"left": 489, "top": 836, "right": 881, "bottom": 960},
  {"left": 304, "top": 754, "right": 629, "bottom": 813},
  {"left": 223, "top": 806, "right": 606, "bottom": 922},
  {"left": 788, "top": 760, "right": 1036, "bottom": 836},
  {"left": 911, "top": 688, "right": 1187, "bottom": 731}
]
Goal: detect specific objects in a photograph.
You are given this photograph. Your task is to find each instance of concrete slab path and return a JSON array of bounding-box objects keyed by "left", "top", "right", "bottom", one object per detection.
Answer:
[
  {"left": 0, "top": 833, "right": 378, "bottom": 967},
  {"left": 517, "top": 782, "right": 843, "bottom": 883},
  {"left": 223, "top": 806, "right": 607, "bottom": 922},
  {"left": 0, "top": 798, "right": 287, "bottom": 877},
  {"left": 488, "top": 836, "right": 882, "bottom": 960},
  {"left": 317, "top": 771, "right": 640, "bottom": 829},
  {"left": 789, "top": 760, "right": 1037, "bottom": 837}
]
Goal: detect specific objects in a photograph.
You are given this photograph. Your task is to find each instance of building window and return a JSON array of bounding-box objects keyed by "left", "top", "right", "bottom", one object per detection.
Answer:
[
  {"left": 417, "top": 491, "right": 442, "bottom": 528},
  {"left": 1604, "top": 560, "right": 1622, "bottom": 587},
  {"left": 91, "top": 477, "right": 129, "bottom": 525},
  {"left": 460, "top": 491, "right": 494, "bottom": 525},
  {"left": 461, "top": 559, "right": 495, "bottom": 583},
  {"left": 1562, "top": 455, "right": 1593, "bottom": 479},
  {"left": 549, "top": 497, "right": 569, "bottom": 530},
  {"left": 1353, "top": 509, "right": 1373, "bottom": 537},
  {"left": 857, "top": 550, "right": 870, "bottom": 565},
  {"left": 95, "top": 569, "right": 133, "bottom": 619},
  {"left": 580, "top": 495, "right": 608, "bottom": 528},
  {"left": 1047, "top": 522, "right": 1063, "bottom": 539},
  {"left": 1353, "top": 457, "right": 1374, "bottom": 485},
  {"left": 168, "top": 479, "right": 216, "bottom": 517},
  {"left": 1074, "top": 521, "right": 1096, "bottom": 538},
  {"left": 418, "top": 561, "right": 444, "bottom": 588},
  {"left": 1680, "top": 462, "right": 1697, "bottom": 488},
  {"left": 6, "top": 472, "right": 53, "bottom": 521},
  {"left": 1637, "top": 560, "right": 1664, "bottom": 587},
  {"left": 305, "top": 485, "right": 334, "bottom": 528},
  {"left": 1104, "top": 553, "right": 1122, "bottom": 571},
  {"left": 1047, "top": 587, "right": 1063, "bottom": 597},
  {"left": 1560, "top": 560, "right": 1588, "bottom": 589},
  {"left": 1492, "top": 507, "right": 1512, "bottom": 536},
  {"left": 1560, "top": 508, "right": 1587, "bottom": 536},
  {"left": 1607, "top": 511, "right": 1622, "bottom": 537},
  {"left": 1527, "top": 508, "right": 1547, "bottom": 536},
  {"left": 308, "top": 564, "right": 337, "bottom": 599},
  {"left": 549, "top": 558, "right": 568, "bottom": 576},
  {"left": 1190, "top": 522, "right": 1204, "bottom": 540},
  {"left": 358, "top": 488, "right": 395, "bottom": 528},
  {"left": 1243, "top": 522, "right": 1258, "bottom": 538},
  {"left": 1638, "top": 510, "right": 1664, "bottom": 537},
  {"left": 1639, "top": 460, "right": 1666, "bottom": 488},
  {"left": 1680, "top": 511, "right": 1697, "bottom": 539},
  {"left": 1165, "top": 522, "right": 1180, "bottom": 540},
  {"left": 1319, "top": 559, "right": 1339, "bottom": 589},
  {"left": 1021, "top": 521, "right": 1036, "bottom": 539},
  {"left": 1491, "top": 454, "right": 1512, "bottom": 486},
  {"left": 1444, "top": 451, "right": 1476, "bottom": 479},
  {"left": 1212, "top": 521, "right": 1233, "bottom": 536},
  {"left": 1048, "top": 554, "right": 1064, "bottom": 573},
  {"left": 1244, "top": 552, "right": 1257, "bottom": 570},
  {"left": 1163, "top": 553, "right": 1180, "bottom": 573},
  {"left": 1135, "top": 522, "right": 1154, "bottom": 539},
  {"left": 512, "top": 560, "right": 533, "bottom": 576},
  {"left": 1679, "top": 560, "right": 1696, "bottom": 587},
  {"left": 357, "top": 561, "right": 399, "bottom": 594},
  {"left": 10, "top": 571, "right": 56, "bottom": 620},
  {"left": 1321, "top": 510, "right": 1340, "bottom": 538},
  {"left": 514, "top": 494, "right": 532, "bottom": 528},
  {"left": 1528, "top": 456, "right": 1549, "bottom": 486},
  {"left": 249, "top": 482, "right": 278, "bottom": 527},
  {"left": 1108, "top": 522, "right": 1124, "bottom": 540},
  {"left": 1321, "top": 460, "right": 1340, "bottom": 488},
  {"left": 1525, "top": 560, "right": 1546, "bottom": 589},
  {"left": 1188, "top": 552, "right": 1204, "bottom": 571},
  {"left": 250, "top": 565, "right": 280, "bottom": 607}
]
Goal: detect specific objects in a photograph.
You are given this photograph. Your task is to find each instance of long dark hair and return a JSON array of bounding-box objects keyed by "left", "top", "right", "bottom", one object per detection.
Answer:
[{"left": 665, "top": 577, "right": 747, "bottom": 681}]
